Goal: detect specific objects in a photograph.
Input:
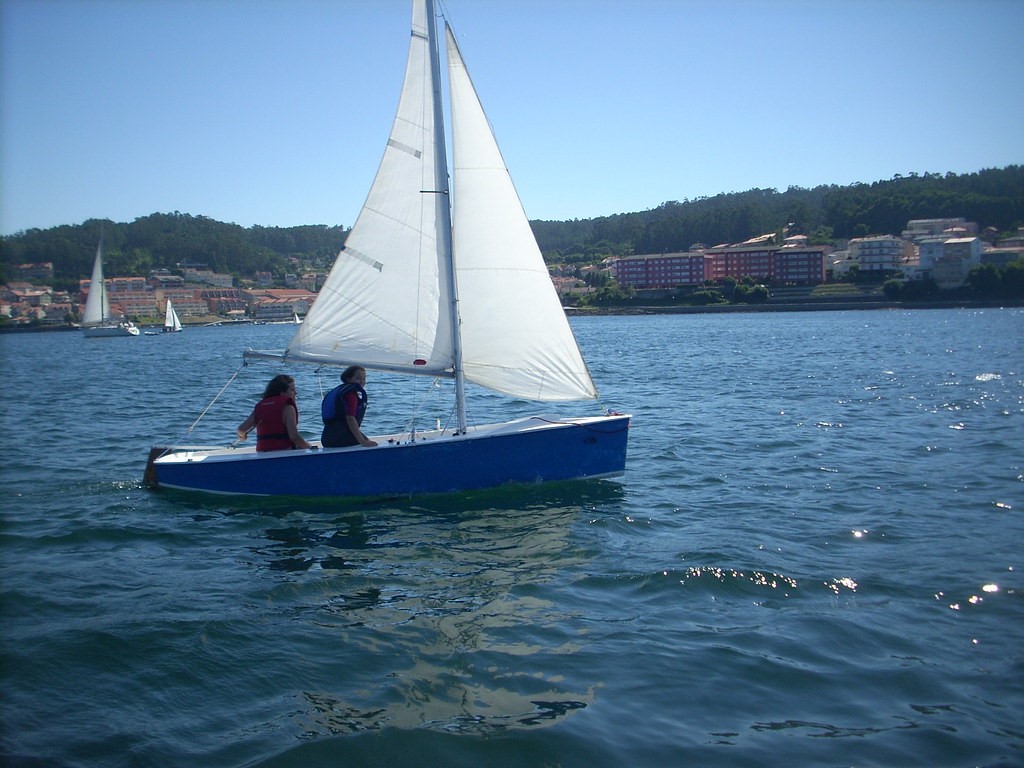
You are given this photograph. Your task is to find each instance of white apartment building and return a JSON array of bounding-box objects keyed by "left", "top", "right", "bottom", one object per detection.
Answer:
[
  {"left": 931, "top": 237, "right": 983, "bottom": 289},
  {"left": 917, "top": 237, "right": 947, "bottom": 275},
  {"left": 902, "top": 218, "right": 977, "bottom": 241},
  {"left": 848, "top": 236, "right": 915, "bottom": 273},
  {"left": 183, "top": 268, "right": 234, "bottom": 288}
]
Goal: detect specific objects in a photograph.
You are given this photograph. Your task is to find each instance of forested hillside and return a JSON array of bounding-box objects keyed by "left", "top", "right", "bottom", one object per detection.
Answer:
[
  {"left": 0, "top": 213, "right": 347, "bottom": 291},
  {"left": 534, "top": 166, "right": 1024, "bottom": 263},
  {"left": 3, "top": 166, "right": 1021, "bottom": 290}
]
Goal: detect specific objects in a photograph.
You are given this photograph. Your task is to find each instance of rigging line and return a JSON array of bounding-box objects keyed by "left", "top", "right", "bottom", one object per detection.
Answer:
[
  {"left": 435, "top": 0, "right": 454, "bottom": 34},
  {"left": 315, "top": 366, "right": 328, "bottom": 400},
  {"left": 177, "top": 361, "right": 247, "bottom": 446},
  {"left": 400, "top": 376, "right": 445, "bottom": 439}
]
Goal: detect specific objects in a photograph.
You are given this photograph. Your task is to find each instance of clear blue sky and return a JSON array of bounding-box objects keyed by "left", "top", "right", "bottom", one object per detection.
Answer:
[{"left": 1, "top": 0, "right": 1021, "bottom": 236}]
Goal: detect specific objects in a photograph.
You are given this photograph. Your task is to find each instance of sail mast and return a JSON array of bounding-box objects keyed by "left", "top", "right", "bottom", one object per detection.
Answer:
[
  {"left": 426, "top": 0, "right": 467, "bottom": 433},
  {"left": 98, "top": 226, "right": 111, "bottom": 323}
]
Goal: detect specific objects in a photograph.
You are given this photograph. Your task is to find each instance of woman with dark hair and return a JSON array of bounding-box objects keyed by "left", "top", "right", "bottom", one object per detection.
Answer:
[
  {"left": 320, "top": 366, "right": 378, "bottom": 448},
  {"left": 236, "top": 374, "right": 312, "bottom": 452}
]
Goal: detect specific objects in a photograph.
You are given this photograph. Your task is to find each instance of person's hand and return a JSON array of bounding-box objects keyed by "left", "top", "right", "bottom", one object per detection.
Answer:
[{"left": 237, "top": 430, "right": 247, "bottom": 440}]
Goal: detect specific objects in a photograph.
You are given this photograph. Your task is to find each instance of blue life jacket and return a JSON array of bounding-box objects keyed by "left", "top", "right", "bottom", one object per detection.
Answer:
[{"left": 321, "top": 382, "right": 368, "bottom": 424}]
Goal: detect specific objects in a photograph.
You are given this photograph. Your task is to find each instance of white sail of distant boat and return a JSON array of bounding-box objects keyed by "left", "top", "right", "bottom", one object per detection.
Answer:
[
  {"left": 292, "top": 312, "right": 302, "bottom": 325},
  {"left": 163, "top": 299, "right": 183, "bottom": 333},
  {"left": 81, "top": 236, "right": 139, "bottom": 338},
  {"left": 146, "top": 0, "right": 629, "bottom": 498}
]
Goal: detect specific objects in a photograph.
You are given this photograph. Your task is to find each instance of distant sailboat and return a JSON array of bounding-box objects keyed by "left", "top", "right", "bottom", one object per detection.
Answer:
[
  {"left": 163, "top": 299, "right": 183, "bottom": 333},
  {"left": 145, "top": 0, "right": 629, "bottom": 498},
  {"left": 81, "top": 237, "right": 139, "bottom": 338},
  {"left": 292, "top": 312, "right": 303, "bottom": 325}
]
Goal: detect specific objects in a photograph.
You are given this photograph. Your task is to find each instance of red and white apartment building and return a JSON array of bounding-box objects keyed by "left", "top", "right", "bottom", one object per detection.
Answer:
[{"left": 612, "top": 237, "right": 828, "bottom": 289}]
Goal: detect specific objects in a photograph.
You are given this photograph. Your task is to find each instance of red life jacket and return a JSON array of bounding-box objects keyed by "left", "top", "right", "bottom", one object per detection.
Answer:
[{"left": 253, "top": 394, "right": 298, "bottom": 452}]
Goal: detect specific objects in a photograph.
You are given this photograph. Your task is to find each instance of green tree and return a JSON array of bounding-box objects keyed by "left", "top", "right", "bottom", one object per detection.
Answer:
[
  {"left": 688, "top": 289, "right": 724, "bottom": 305},
  {"left": 747, "top": 284, "right": 769, "bottom": 303},
  {"left": 1001, "top": 261, "right": 1024, "bottom": 297},
  {"left": 966, "top": 263, "right": 1001, "bottom": 298}
]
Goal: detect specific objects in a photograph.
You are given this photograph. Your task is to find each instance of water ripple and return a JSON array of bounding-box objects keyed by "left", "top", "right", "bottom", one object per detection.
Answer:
[{"left": 3, "top": 311, "right": 1023, "bottom": 767}]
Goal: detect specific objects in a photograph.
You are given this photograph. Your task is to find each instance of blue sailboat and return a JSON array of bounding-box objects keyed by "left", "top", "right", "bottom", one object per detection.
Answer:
[{"left": 146, "top": 0, "right": 629, "bottom": 498}]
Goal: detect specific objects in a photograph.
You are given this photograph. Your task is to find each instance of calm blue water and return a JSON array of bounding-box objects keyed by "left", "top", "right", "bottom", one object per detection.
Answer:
[{"left": 1, "top": 309, "right": 1022, "bottom": 767}]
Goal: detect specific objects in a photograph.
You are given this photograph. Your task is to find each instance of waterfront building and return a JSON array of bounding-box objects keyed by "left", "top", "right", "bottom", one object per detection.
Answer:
[
  {"left": 551, "top": 276, "right": 593, "bottom": 300},
  {"left": 614, "top": 240, "right": 829, "bottom": 289},
  {"left": 156, "top": 288, "right": 210, "bottom": 316},
  {"left": 253, "top": 298, "right": 306, "bottom": 322},
  {"left": 13, "top": 263, "right": 54, "bottom": 282},
  {"left": 199, "top": 289, "right": 248, "bottom": 315},
  {"left": 612, "top": 252, "right": 708, "bottom": 289},
  {"left": 148, "top": 270, "right": 186, "bottom": 290},
  {"left": 902, "top": 218, "right": 977, "bottom": 242},
  {"left": 931, "top": 237, "right": 983, "bottom": 289},
  {"left": 829, "top": 250, "right": 853, "bottom": 279},
  {"left": 77, "top": 276, "right": 149, "bottom": 298},
  {"left": 772, "top": 246, "right": 828, "bottom": 285},
  {"left": 917, "top": 236, "right": 947, "bottom": 277},
  {"left": 704, "top": 238, "right": 828, "bottom": 286},
  {"left": 6, "top": 286, "right": 52, "bottom": 307},
  {"left": 704, "top": 246, "right": 772, "bottom": 283},
  {"left": 113, "top": 291, "right": 162, "bottom": 319},
  {"left": 108, "top": 276, "right": 149, "bottom": 293},
  {"left": 183, "top": 268, "right": 234, "bottom": 288},
  {"left": 848, "top": 236, "right": 914, "bottom": 273},
  {"left": 914, "top": 235, "right": 985, "bottom": 282},
  {"left": 996, "top": 228, "right": 1024, "bottom": 249},
  {"left": 245, "top": 288, "right": 317, "bottom": 321},
  {"left": 982, "top": 247, "right": 1024, "bottom": 269}
]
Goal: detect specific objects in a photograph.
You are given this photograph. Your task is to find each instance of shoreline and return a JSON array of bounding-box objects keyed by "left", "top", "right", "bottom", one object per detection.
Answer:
[
  {"left": 569, "top": 297, "right": 1024, "bottom": 316},
  {"left": 0, "top": 315, "right": 273, "bottom": 334},
  {"left": 3, "top": 298, "right": 1022, "bottom": 334}
]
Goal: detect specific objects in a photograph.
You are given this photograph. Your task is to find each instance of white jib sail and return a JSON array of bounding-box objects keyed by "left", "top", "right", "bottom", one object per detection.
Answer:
[
  {"left": 446, "top": 25, "right": 597, "bottom": 401},
  {"left": 283, "top": 0, "right": 453, "bottom": 376},
  {"left": 82, "top": 241, "right": 110, "bottom": 325}
]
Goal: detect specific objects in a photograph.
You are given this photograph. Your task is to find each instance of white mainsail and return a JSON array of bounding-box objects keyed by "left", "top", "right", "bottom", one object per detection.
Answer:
[
  {"left": 283, "top": 0, "right": 452, "bottom": 376},
  {"left": 269, "top": 0, "right": 596, "bottom": 405},
  {"left": 82, "top": 240, "right": 111, "bottom": 326}
]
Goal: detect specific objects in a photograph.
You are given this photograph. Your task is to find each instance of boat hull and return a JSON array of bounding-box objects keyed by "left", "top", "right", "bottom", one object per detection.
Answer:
[
  {"left": 82, "top": 323, "right": 140, "bottom": 337},
  {"left": 148, "top": 414, "right": 630, "bottom": 498}
]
